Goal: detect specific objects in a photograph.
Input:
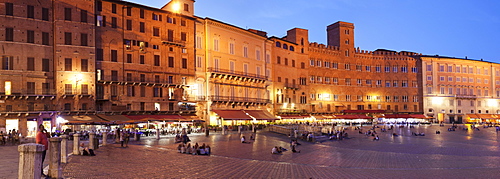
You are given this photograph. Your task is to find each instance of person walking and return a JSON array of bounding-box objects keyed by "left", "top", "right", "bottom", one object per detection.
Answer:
[{"left": 36, "top": 124, "right": 49, "bottom": 177}]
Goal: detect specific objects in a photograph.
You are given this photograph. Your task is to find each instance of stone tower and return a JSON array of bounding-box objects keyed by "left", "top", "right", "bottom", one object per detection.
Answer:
[{"left": 327, "top": 21, "right": 354, "bottom": 56}]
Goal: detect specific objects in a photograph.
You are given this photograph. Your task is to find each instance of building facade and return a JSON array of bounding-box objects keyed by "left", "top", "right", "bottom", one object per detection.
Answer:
[
  {"left": 1, "top": 0, "right": 498, "bottom": 136},
  {"left": 419, "top": 56, "right": 500, "bottom": 123}
]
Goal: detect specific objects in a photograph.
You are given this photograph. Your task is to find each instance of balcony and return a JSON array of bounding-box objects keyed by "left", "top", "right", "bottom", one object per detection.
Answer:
[
  {"left": 98, "top": 75, "right": 186, "bottom": 88},
  {"left": 284, "top": 84, "right": 299, "bottom": 90},
  {"left": 162, "top": 40, "right": 186, "bottom": 47},
  {"left": 210, "top": 95, "right": 270, "bottom": 104},
  {"left": 208, "top": 68, "right": 267, "bottom": 83},
  {"left": 0, "top": 89, "right": 57, "bottom": 100}
]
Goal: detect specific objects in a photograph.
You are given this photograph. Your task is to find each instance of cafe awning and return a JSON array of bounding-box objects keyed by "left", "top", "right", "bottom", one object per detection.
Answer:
[
  {"left": 212, "top": 110, "right": 253, "bottom": 120},
  {"left": 96, "top": 114, "right": 135, "bottom": 124},
  {"left": 333, "top": 115, "right": 372, "bottom": 119},
  {"left": 61, "top": 115, "right": 109, "bottom": 125},
  {"left": 342, "top": 110, "right": 386, "bottom": 113},
  {"left": 124, "top": 114, "right": 186, "bottom": 122},
  {"left": 278, "top": 115, "right": 311, "bottom": 119},
  {"left": 383, "top": 114, "right": 413, "bottom": 118},
  {"left": 244, "top": 110, "right": 278, "bottom": 120}
]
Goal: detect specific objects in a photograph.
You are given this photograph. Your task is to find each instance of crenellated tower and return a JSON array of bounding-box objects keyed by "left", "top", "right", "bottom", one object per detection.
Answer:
[{"left": 327, "top": 21, "right": 354, "bottom": 57}]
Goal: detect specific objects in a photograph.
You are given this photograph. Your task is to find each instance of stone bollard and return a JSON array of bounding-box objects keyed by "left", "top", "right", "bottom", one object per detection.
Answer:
[
  {"left": 89, "top": 132, "right": 95, "bottom": 150},
  {"left": 134, "top": 131, "right": 139, "bottom": 141},
  {"left": 49, "top": 137, "right": 62, "bottom": 179},
  {"left": 102, "top": 132, "right": 108, "bottom": 145},
  {"left": 238, "top": 126, "right": 241, "bottom": 134},
  {"left": 18, "top": 144, "right": 44, "bottom": 179},
  {"left": 60, "top": 135, "right": 68, "bottom": 164},
  {"left": 222, "top": 127, "right": 226, "bottom": 135},
  {"left": 73, "top": 134, "right": 80, "bottom": 155},
  {"left": 156, "top": 129, "right": 160, "bottom": 140}
]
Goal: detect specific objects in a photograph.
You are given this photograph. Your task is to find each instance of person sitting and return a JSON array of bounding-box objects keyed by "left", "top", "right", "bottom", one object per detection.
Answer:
[
  {"left": 180, "top": 144, "right": 186, "bottom": 153},
  {"left": 250, "top": 134, "right": 254, "bottom": 140},
  {"left": 205, "top": 145, "right": 211, "bottom": 155},
  {"left": 241, "top": 136, "right": 248, "bottom": 143},
  {"left": 373, "top": 135, "right": 379, "bottom": 141},
  {"left": 79, "top": 143, "right": 95, "bottom": 156},
  {"left": 392, "top": 133, "right": 398, "bottom": 136},
  {"left": 186, "top": 143, "right": 192, "bottom": 154},
  {"left": 291, "top": 143, "right": 301, "bottom": 153},
  {"left": 436, "top": 131, "right": 441, "bottom": 134},
  {"left": 272, "top": 146, "right": 280, "bottom": 154},
  {"left": 279, "top": 146, "right": 287, "bottom": 152}
]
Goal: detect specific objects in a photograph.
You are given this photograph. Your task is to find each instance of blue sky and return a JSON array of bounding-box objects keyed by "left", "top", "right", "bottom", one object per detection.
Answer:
[{"left": 131, "top": 0, "right": 500, "bottom": 63}]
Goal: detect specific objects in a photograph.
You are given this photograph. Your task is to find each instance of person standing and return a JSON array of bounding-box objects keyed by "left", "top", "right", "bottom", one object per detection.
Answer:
[{"left": 36, "top": 124, "right": 49, "bottom": 176}]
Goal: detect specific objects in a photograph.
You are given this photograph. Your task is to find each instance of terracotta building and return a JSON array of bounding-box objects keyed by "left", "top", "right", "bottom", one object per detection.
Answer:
[
  {"left": 94, "top": 0, "right": 196, "bottom": 114},
  {"left": 194, "top": 17, "right": 275, "bottom": 126},
  {"left": 419, "top": 56, "right": 500, "bottom": 123},
  {"left": 2, "top": 0, "right": 498, "bottom": 136}
]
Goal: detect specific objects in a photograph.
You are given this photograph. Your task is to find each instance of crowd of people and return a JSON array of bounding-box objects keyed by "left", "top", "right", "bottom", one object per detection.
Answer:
[
  {"left": 177, "top": 142, "right": 210, "bottom": 155},
  {"left": 0, "top": 129, "right": 21, "bottom": 145}
]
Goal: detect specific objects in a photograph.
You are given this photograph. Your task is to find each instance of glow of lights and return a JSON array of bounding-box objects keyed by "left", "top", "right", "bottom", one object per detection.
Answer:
[
  {"left": 323, "top": 93, "right": 330, "bottom": 100},
  {"left": 4, "top": 81, "right": 11, "bottom": 95},
  {"left": 75, "top": 74, "right": 83, "bottom": 83},
  {"left": 56, "top": 116, "right": 68, "bottom": 124},
  {"left": 291, "top": 103, "right": 295, "bottom": 108},
  {"left": 487, "top": 99, "right": 498, "bottom": 107},
  {"left": 431, "top": 97, "right": 444, "bottom": 105},
  {"left": 283, "top": 103, "right": 288, "bottom": 109},
  {"left": 172, "top": 2, "right": 181, "bottom": 13}
]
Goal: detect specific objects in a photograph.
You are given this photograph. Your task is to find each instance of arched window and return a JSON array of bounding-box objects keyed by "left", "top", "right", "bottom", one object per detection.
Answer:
[
  {"left": 289, "top": 46, "right": 294, "bottom": 51},
  {"left": 283, "top": 44, "right": 288, "bottom": 49},
  {"left": 275, "top": 42, "right": 281, "bottom": 47}
]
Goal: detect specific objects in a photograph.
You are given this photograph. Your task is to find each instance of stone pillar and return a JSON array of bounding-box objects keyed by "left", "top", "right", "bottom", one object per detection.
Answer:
[
  {"left": 115, "top": 128, "right": 121, "bottom": 143},
  {"left": 156, "top": 128, "right": 160, "bottom": 140},
  {"left": 134, "top": 130, "right": 139, "bottom": 141},
  {"left": 238, "top": 126, "right": 241, "bottom": 134},
  {"left": 60, "top": 135, "right": 68, "bottom": 164},
  {"left": 49, "top": 137, "right": 62, "bottom": 179},
  {"left": 73, "top": 134, "right": 80, "bottom": 155},
  {"left": 89, "top": 132, "right": 96, "bottom": 150},
  {"left": 18, "top": 144, "right": 44, "bottom": 179},
  {"left": 102, "top": 132, "right": 108, "bottom": 145}
]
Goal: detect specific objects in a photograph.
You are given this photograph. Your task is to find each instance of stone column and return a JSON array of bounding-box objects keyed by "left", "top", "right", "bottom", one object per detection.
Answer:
[
  {"left": 89, "top": 132, "right": 96, "bottom": 150},
  {"left": 134, "top": 130, "right": 139, "bottom": 141},
  {"left": 60, "top": 135, "right": 68, "bottom": 164},
  {"left": 73, "top": 134, "right": 80, "bottom": 155},
  {"left": 49, "top": 137, "right": 62, "bottom": 179},
  {"left": 102, "top": 132, "right": 108, "bottom": 145},
  {"left": 18, "top": 144, "right": 44, "bottom": 179},
  {"left": 156, "top": 128, "right": 160, "bottom": 140}
]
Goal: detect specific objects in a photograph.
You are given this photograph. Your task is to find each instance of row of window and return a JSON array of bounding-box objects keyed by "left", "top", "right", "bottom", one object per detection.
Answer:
[
  {"left": 100, "top": 1, "right": 190, "bottom": 17},
  {"left": 4, "top": 3, "right": 50, "bottom": 21},
  {"left": 3, "top": 28, "right": 51, "bottom": 45},
  {"left": 96, "top": 49, "right": 188, "bottom": 68},
  {"left": 275, "top": 41, "right": 295, "bottom": 51},
  {"left": 431, "top": 64, "right": 491, "bottom": 75},
  {"left": 1, "top": 56, "right": 51, "bottom": 72},
  {"left": 210, "top": 39, "right": 268, "bottom": 63},
  {"left": 124, "top": 86, "right": 176, "bottom": 99},
  {"left": 428, "top": 99, "right": 496, "bottom": 108},
  {"left": 309, "top": 59, "right": 417, "bottom": 73},
  {"left": 309, "top": 76, "right": 415, "bottom": 87},
  {"left": 96, "top": 15, "right": 187, "bottom": 39},
  {"left": 98, "top": 69, "right": 187, "bottom": 85},
  {"left": 429, "top": 87, "right": 490, "bottom": 96},
  {"left": 432, "top": 76, "right": 490, "bottom": 84},
  {"left": 310, "top": 94, "right": 418, "bottom": 102}
]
